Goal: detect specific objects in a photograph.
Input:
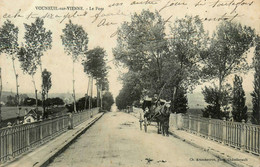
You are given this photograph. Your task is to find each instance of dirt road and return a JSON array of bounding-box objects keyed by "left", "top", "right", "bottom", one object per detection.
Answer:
[{"left": 48, "top": 108, "right": 232, "bottom": 167}]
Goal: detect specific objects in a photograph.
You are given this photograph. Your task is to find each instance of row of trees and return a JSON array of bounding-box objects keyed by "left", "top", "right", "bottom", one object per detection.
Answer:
[
  {"left": 0, "top": 18, "right": 113, "bottom": 123},
  {"left": 114, "top": 10, "right": 259, "bottom": 124},
  {"left": 0, "top": 18, "right": 53, "bottom": 119},
  {"left": 4, "top": 95, "right": 64, "bottom": 107},
  {"left": 60, "top": 20, "right": 111, "bottom": 112},
  {"left": 69, "top": 92, "right": 114, "bottom": 113}
]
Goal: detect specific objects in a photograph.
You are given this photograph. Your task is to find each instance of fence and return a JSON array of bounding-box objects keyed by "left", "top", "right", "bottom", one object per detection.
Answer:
[
  {"left": 170, "top": 113, "right": 260, "bottom": 156},
  {"left": 0, "top": 108, "right": 99, "bottom": 164},
  {"left": 72, "top": 108, "right": 100, "bottom": 127}
]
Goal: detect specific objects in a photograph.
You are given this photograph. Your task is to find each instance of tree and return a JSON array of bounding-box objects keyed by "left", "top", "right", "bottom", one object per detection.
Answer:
[
  {"left": 232, "top": 75, "right": 248, "bottom": 122},
  {"left": 42, "top": 69, "right": 52, "bottom": 99},
  {"left": 102, "top": 92, "right": 114, "bottom": 111},
  {"left": 201, "top": 21, "right": 255, "bottom": 117},
  {"left": 202, "top": 84, "right": 232, "bottom": 119},
  {"left": 116, "top": 72, "right": 142, "bottom": 110},
  {"left": 6, "top": 95, "right": 16, "bottom": 106},
  {"left": 18, "top": 46, "right": 39, "bottom": 109},
  {"left": 82, "top": 47, "right": 109, "bottom": 109},
  {"left": 0, "top": 68, "right": 2, "bottom": 122},
  {"left": 0, "top": 20, "right": 20, "bottom": 116},
  {"left": 45, "top": 97, "right": 64, "bottom": 107},
  {"left": 168, "top": 15, "right": 208, "bottom": 107},
  {"left": 113, "top": 10, "right": 168, "bottom": 94},
  {"left": 251, "top": 36, "right": 260, "bottom": 125},
  {"left": 24, "top": 17, "right": 52, "bottom": 115},
  {"left": 61, "top": 20, "right": 88, "bottom": 112},
  {"left": 173, "top": 87, "right": 188, "bottom": 114},
  {"left": 24, "top": 97, "right": 38, "bottom": 106}
]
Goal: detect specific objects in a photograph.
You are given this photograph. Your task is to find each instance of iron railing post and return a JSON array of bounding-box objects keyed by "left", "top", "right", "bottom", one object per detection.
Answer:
[
  {"left": 39, "top": 119, "right": 43, "bottom": 143},
  {"left": 188, "top": 115, "right": 191, "bottom": 133},
  {"left": 208, "top": 116, "right": 211, "bottom": 139},
  {"left": 241, "top": 119, "right": 246, "bottom": 152},
  {"left": 197, "top": 115, "right": 200, "bottom": 135},
  {"left": 222, "top": 117, "right": 227, "bottom": 145},
  {"left": 7, "top": 122, "right": 13, "bottom": 160},
  {"left": 68, "top": 113, "right": 73, "bottom": 129}
]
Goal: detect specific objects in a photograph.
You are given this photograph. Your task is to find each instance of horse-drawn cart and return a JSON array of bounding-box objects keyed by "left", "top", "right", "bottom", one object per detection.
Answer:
[{"left": 139, "top": 98, "right": 171, "bottom": 136}]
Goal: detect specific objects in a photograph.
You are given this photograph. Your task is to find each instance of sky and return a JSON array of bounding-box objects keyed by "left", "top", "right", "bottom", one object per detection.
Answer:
[{"left": 0, "top": 0, "right": 259, "bottom": 99}]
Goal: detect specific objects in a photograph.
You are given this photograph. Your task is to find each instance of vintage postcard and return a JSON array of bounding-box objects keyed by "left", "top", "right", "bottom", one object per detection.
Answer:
[{"left": 0, "top": 0, "right": 259, "bottom": 167}]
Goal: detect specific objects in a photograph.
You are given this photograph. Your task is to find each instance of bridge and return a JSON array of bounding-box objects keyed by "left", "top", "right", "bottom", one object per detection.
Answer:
[{"left": 0, "top": 106, "right": 259, "bottom": 167}]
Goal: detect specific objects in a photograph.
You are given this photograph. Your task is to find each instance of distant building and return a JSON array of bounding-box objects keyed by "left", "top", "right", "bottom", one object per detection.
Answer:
[{"left": 23, "top": 108, "right": 41, "bottom": 124}]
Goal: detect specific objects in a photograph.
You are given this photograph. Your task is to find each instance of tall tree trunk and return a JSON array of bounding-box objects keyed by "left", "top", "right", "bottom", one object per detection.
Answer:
[
  {"left": 96, "top": 81, "right": 99, "bottom": 107},
  {"left": 84, "top": 76, "right": 90, "bottom": 110},
  {"left": 91, "top": 76, "right": 93, "bottom": 109},
  {"left": 100, "top": 84, "right": 103, "bottom": 109},
  {"left": 40, "top": 63, "right": 45, "bottom": 117},
  {"left": 12, "top": 56, "right": 20, "bottom": 119},
  {"left": 31, "top": 75, "right": 38, "bottom": 111},
  {"left": 72, "top": 60, "right": 76, "bottom": 112},
  {"left": 218, "top": 75, "right": 223, "bottom": 118},
  {"left": 88, "top": 76, "right": 92, "bottom": 111},
  {"left": 88, "top": 76, "right": 93, "bottom": 117},
  {"left": 156, "top": 57, "right": 161, "bottom": 93},
  {"left": 0, "top": 68, "right": 2, "bottom": 123}
]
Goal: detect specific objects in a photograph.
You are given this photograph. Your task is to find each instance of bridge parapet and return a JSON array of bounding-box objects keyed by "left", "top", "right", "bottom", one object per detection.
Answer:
[
  {"left": 0, "top": 107, "right": 100, "bottom": 165},
  {"left": 169, "top": 113, "right": 260, "bottom": 156}
]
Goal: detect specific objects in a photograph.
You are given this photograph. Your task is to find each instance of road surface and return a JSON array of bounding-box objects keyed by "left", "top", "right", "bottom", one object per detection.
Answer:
[{"left": 49, "top": 107, "right": 232, "bottom": 167}]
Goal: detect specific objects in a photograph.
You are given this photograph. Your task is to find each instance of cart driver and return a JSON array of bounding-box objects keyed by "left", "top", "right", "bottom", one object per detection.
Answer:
[{"left": 151, "top": 93, "right": 159, "bottom": 108}]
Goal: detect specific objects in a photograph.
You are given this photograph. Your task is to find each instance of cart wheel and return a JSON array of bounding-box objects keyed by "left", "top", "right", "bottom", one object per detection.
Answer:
[{"left": 144, "top": 118, "right": 147, "bottom": 133}]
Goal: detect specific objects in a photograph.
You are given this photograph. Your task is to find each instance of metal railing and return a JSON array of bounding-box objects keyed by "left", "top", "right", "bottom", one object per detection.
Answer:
[
  {"left": 72, "top": 108, "right": 100, "bottom": 128},
  {"left": 170, "top": 113, "right": 260, "bottom": 156},
  {"left": 0, "top": 108, "right": 100, "bottom": 164}
]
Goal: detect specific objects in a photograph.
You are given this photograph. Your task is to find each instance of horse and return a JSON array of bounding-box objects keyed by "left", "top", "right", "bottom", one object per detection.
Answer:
[
  {"left": 157, "top": 102, "right": 171, "bottom": 136},
  {"left": 142, "top": 99, "right": 171, "bottom": 135}
]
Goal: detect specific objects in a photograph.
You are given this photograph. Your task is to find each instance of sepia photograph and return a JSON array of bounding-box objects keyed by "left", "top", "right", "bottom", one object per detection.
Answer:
[{"left": 0, "top": 0, "right": 259, "bottom": 166}]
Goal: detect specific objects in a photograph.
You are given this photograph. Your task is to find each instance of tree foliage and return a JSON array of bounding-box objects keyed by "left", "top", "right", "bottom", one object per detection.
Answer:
[
  {"left": 0, "top": 20, "right": 19, "bottom": 55},
  {"left": 0, "top": 20, "right": 21, "bottom": 116},
  {"left": 23, "top": 97, "right": 42, "bottom": 106},
  {"left": 172, "top": 87, "right": 188, "bottom": 114},
  {"left": 61, "top": 20, "right": 88, "bottom": 112},
  {"left": 113, "top": 10, "right": 168, "bottom": 93},
  {"left": 23, "top": 18, "right": 52, "bottom": 114},
  {"left": 83, "top": 47, "right": 109, "bottom": 90},
  {"left": 202, "top": 84, "right": 232, "bottom": 119},
  {"left": 201, "top": 21, "right": 255, "bottom": 118},
  {"left": 168, "top": 15, "right": 208, "bottom": 91},
  {"left": 42, "top": 69, "right": 52, "bottom": 97},
  {"left": 61, "top": 20, "right": 88, "bottom": 61},
  {"left": 116, "top": 72, "right": 142, "bottom": 110},
  {"left": 232, "top": 75, "right": 247, "bottom": 122},
  {"left": 45, "top": 97, "right": 64, "bottom": 107},
  {"left": 24, "top": 18, "right": 52, "bottom": 64},
  {"left": 83, "top": 47, "right": 108, "bottom": 79},
  {"left": 18, "top": 47, "right": 38, "bottom": 76},
  {"left": 202, "top": 21, "right": 255, "bottom": 84},
  {"left": 102, "top": 92, "right": 114, "bottom": 111},
  {"left": 114, "top": 12, "right": 210, "bottom": 112},
  {"left": 251, "top": 36, "right": 260, "bottom": 125}
]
